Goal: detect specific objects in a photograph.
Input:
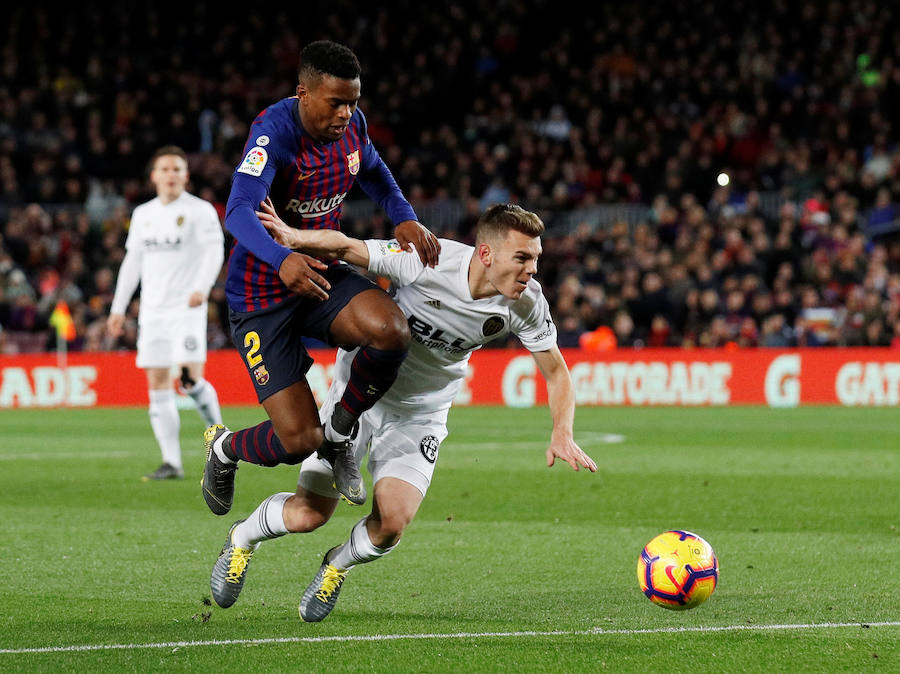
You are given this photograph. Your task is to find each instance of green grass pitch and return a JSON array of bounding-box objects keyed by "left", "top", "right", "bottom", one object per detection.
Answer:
[{"left": 0, "top": 405, "right": 897, "bottom": 672}]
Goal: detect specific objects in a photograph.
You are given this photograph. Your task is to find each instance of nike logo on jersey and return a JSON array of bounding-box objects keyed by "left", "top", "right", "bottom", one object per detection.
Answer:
[{"left": 297, "top": 170, "right": 317, "bottom": 180}]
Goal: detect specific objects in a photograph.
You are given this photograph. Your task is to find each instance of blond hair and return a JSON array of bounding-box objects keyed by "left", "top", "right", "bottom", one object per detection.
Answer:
[{"left": 474, "top": 203, "right": 545, "bottom": 244}]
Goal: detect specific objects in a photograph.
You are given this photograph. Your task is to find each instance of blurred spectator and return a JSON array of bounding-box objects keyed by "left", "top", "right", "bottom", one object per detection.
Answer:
[
  {"left": 2, "top": 1, "right": 900, "bottom": 351},
  {"left": 760, "top": 314, "right": 793, "bottom": 347},
  {"left": 612, "top": 310, "right": 638, "bottom": 347}
]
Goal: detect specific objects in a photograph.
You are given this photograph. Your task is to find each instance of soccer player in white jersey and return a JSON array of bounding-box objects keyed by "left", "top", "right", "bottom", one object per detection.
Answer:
[
  {"left": 208, "top": 201, "right": 596, "bottom": 620},
  {"left": 107, "top": 146, "right": 226, "bottom": 481}
]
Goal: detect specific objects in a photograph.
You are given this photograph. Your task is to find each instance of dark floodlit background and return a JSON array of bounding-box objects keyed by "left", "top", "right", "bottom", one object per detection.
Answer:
[{"left": 2, "top": 0, "right": 900, "bottom": 353}]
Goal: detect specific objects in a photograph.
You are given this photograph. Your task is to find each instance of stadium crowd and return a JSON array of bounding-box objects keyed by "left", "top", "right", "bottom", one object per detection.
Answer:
[{"left": 2, "top": 0, "right": 900, "bottom": 353}]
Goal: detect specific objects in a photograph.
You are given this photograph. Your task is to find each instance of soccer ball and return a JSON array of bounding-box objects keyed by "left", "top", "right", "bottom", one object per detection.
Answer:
[{"left": 637, "top": 530, "right": 718, "bottom": 610}]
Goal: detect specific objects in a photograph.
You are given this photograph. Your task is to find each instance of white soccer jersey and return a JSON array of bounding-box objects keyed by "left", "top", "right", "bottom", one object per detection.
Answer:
[
  {"left": 335, "top": 238, "right": 557, "bottom": 414},
  {"left": 111, "top": 192, "right": 224, "bottom": 317}
]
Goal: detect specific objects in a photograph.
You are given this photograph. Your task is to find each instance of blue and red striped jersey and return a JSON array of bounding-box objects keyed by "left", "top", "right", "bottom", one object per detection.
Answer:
[{"left": 224, "top": 97, "right": 417, "bottom": 312}]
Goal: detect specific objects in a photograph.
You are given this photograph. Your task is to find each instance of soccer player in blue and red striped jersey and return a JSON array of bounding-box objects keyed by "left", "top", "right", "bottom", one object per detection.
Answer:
[{"left": 201, "top": 41, "right": 440, "bottom": 515}]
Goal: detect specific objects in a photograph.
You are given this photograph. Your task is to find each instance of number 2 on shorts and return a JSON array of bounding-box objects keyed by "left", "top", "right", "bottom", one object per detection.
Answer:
[{"left": 244, "top": 331, "right": 263, "bottom": 367}]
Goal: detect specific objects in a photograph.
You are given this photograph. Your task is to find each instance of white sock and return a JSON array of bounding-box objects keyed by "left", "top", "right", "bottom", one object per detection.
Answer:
[
  {"left": 212, "top": 430, "right": 235, "bottom": 465},
  {"left": 328, "top": 517, "right": 395, "bottom": 571},
  {"left": 233, "top": 492, "right": 291, "bottom": 549},
  {"left": 323, "top": 415, "right": 351, "bottom": 443},
  {"left": 185, "top": 377, "right": 222, "bottom": 427},
  {"left": 148, "top": 389, "right": 181, "bottom": 470}
]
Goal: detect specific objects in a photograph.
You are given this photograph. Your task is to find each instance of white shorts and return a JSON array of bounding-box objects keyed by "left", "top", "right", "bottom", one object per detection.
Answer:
[
  {"left": 298, "top": 401, "right": 448, "bottom": 500},
  {"left": 136, "top": 306, "right": 209, "bottom": 369}
]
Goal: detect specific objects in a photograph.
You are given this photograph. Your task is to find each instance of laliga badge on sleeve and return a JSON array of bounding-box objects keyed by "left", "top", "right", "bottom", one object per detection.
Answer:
[
  {"left": 238, "top": 146, "right": 268, "bottom": 177},
  {"left": 380, "top": 240, "right": 404, "bottom": 255}
]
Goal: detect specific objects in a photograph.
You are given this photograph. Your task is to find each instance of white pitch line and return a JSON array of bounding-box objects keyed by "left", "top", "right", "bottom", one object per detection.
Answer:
[{"left": 1, "top": 621, "right": 897, "bottom": 655}]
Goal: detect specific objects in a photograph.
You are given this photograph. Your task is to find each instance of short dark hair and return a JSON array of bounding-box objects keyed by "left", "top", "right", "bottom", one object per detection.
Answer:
[
  {"left": 148, "top": 145, "right": 187, "bottom": 172},
  {"left": 475, "top": 203, "right": 545, "bottom": 244},
  {"left": 298, "top": 40, "right": 361, "bottom": 82}
]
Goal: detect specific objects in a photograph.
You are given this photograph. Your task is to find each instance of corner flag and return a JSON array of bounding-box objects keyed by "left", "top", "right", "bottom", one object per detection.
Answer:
[{"left": 49, "top": 300, "right": 76, "bottom": 341}]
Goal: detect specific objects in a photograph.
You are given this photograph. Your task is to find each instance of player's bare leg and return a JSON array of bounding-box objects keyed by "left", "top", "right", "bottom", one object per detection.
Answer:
[
  {"left": 202, "top": 380, "right": 323, "bottom": 515},
  {"left": 300, "top": 478, "right": 423, "bottom": 622},
  {"left": 323, "top": 290, "right": 411, "bottom": 504},
  {"left": 143, "top": 367, "right": 183, "bottom": 480}
]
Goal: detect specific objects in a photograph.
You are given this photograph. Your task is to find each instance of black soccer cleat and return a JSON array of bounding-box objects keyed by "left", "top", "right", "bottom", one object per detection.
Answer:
[
  {"left": 201, "top": 424, "right": 237, "bottom": 515},
  {"left": 142, "top": 462, "right": 184, "bottom": 481}
]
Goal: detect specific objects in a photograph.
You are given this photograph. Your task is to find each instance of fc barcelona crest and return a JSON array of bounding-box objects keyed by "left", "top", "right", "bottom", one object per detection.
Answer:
[
  {"left": 347, "top": 150, "right": 360, "bottom": 175},
  {"left": 253, "top": 365, "right": 269, "bottom": 386}
]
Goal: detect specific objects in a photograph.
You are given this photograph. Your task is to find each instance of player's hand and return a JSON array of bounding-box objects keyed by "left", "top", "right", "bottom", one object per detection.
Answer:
[
  {"left": 546, "top": 436, "right": 597, "bottom": 472},
  {"left": 106, "top": 313, "right": 125, "bottom": 338},
  {"left": 394, "top": 220, "right": 440, "bottom": 267},
  {"left": 257, "top": 198, "right": 308, "bottom": 249},
  {"left": 278, "top": 252, "right": 331, "bottom": 300},
  {"left": 187, "top": 291, "right": 205, "bottom": 307}
]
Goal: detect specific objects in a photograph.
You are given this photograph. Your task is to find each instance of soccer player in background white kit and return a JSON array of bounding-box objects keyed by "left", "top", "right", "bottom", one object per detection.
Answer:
[
  {"left": 209, "top": 201, "right": 597, "bottom": 620},
  {"left": 107, "top": 145, "right": 225, "bottom": 481}
]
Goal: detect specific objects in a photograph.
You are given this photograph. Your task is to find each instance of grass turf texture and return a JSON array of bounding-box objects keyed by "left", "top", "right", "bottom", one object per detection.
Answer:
[{"left": 0, "top": 405, "right": 896, "bottom": 672}]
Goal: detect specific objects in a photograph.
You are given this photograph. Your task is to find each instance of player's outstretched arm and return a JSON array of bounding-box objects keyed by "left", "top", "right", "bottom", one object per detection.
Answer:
[
  {"left": 257, "top": 199, "right": 370, "bottom": 267},
  {"left": 532, "top": 346, "right": 598, "bottom": 473}
]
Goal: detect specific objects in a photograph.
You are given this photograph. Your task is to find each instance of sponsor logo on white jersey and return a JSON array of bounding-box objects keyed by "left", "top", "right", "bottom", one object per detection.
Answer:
[
  {"left": 142, "top": 235, "right": 183, "bottom": 251},
  {"left": 408, "top": 313, "right": 477, "bottom": 353},
  {"left": 535, "top": 318, "right": 555, "bottom": 340}
]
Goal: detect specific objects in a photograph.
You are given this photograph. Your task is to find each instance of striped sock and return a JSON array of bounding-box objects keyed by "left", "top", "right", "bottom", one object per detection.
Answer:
[
  {"left": 233, "top": 492, "right": 292, "bottom": 549},
  {"left": 230, "top": 420, "right": 303, "bottom": 466},
  {"left": 334, "top": 346, "right": 407, "bottom": 434},
  {"left": 328, "top": 517, "right": 395, "bottom": 571}
]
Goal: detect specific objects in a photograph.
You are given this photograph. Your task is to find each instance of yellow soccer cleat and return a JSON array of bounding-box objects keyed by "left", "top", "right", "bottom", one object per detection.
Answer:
[
  {"left": 210, "top": 520, "right": 257, "bottom": 608},
  {"left": 299, "top": 546, "right": 349, "bottom": 622}
]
